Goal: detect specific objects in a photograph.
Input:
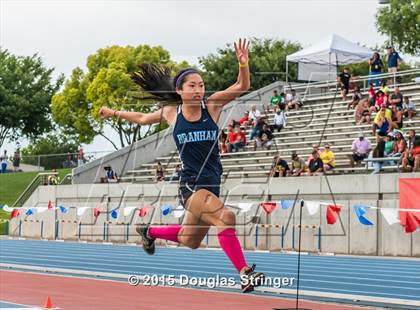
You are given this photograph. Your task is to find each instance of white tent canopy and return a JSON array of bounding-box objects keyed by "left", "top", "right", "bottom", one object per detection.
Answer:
[{"left": 286, "top": 34, "right": 373, "bottom": 81}]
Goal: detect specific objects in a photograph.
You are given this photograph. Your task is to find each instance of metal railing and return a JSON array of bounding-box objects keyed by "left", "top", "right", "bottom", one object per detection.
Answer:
[
  {"left": 284, "top": 68, "right": 420, "bottom": 100},
  {"left": 11, "top": 172, "right": 58, "bottom": 208},
  {"left": 60, "top": 173, "right": 73, "bottom": 185},
  {"left": 14, "top": 150, "right": 113, "bottom": 172}
]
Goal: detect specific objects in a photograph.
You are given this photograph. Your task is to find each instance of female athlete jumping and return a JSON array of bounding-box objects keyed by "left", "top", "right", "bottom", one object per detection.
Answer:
[{"left": 99, "top": 38, "right": 265, "bottom": 292}]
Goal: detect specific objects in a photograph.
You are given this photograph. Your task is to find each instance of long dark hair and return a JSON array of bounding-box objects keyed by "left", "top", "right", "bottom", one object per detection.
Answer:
[{"left": 131, "top": 63, "right": 200, "bottom": 106}]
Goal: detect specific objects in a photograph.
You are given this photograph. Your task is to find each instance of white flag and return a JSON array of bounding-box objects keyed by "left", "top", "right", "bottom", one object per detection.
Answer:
[
  {"left": 237, "top": 203, "right": 253, "bottom": 213},
  {"left": 77, "top": 207, "right": 88, "bottom": 217},
  {"left": 123, "top": 206, "right": 137, "bottom": 216},
  {"left": 173, "top": 205, "right": 185, "bottom": 218},
  {"left": 37, "top": 207, "right": 48, "bottom": 213},
  {"left": 380, "top": 208, "right": 399, "bottom": 225},
  {"left": 2, "top": 205, "right": 13, "bottom": 212},
  {"left": 305, "top": 201, "right": 320, "bottom": 215}
]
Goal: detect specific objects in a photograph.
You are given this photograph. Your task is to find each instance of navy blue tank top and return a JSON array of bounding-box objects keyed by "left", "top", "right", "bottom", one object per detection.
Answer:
[{"left": 172, "top": 101, "right": 223, "bottom": 185}]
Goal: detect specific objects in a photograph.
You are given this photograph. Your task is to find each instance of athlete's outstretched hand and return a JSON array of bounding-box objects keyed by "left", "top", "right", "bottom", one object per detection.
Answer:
[
  {"left": 99, "top": 106, "right": 115, "bottom": 119},
  {"left": 234, "top": 38, "right": 250, "bottom": 65}
]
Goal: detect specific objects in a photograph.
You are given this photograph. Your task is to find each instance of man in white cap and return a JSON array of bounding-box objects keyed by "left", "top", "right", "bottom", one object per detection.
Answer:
[{"left": 350, "top": 132, "right": 372, "bottom": 167}]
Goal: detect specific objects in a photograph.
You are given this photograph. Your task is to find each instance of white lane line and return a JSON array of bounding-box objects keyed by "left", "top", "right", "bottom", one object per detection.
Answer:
[
  {"left": 1, "top": 242, "right": 420, "bottom": 271},
  {"left": 1, "top": 249, "right": 418, "bottom": 278},
  {"left": 2, "top": 242, "right": 418, "bottom": 268}
]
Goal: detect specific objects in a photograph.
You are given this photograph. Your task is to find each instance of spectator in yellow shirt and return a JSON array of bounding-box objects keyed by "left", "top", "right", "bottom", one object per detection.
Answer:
[
  {"left": 320, "top": 143, "right": 336, "bottom": 173},
  {"left": 372, "top": 104, "right": 393, "bottom": 136}
]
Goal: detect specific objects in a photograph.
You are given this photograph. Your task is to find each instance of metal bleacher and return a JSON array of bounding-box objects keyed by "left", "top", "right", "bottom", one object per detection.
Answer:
[{"left": 120, "top": 69, "right": 420, "bottom": 183}]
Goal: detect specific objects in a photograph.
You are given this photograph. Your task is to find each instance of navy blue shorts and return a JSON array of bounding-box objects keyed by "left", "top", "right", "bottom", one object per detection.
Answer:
[{"left": 178, "top": 179, "right": 220, "bottom": 208}]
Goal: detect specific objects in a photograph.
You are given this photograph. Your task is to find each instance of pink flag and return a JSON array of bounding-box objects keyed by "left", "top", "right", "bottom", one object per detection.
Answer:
[
  {"left": 260, "top": 202, "right": 277, "bottom": 214},
  {"left": 93, "top": 208, "right": 101, "bottom": 217}
]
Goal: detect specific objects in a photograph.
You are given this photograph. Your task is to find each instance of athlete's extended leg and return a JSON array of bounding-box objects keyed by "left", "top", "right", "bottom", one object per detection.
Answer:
[
  {"left": 181, "top": 188, "right": 265, "bottom": 292},
  {"left": 136, "top": 201, "right": 210, "bottom": 254}
]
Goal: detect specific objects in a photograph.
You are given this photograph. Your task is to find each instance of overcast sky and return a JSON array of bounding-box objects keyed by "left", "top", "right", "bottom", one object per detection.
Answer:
[{"left": 0, "top": 0, "right": 399, "bottom": 155}]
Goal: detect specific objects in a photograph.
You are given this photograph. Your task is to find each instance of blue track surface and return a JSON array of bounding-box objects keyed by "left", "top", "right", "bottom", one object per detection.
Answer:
[
  {"left": 1, "top": 239, "right": 419, "bottom": 307},
  {"left": 0, "top": 301, "right": 41, "bottom": 309}
]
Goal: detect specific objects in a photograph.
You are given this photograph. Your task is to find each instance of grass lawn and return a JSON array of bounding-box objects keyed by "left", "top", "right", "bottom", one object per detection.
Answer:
[{"left": 0, "top": 169, "right": 71, "bottom": 221}]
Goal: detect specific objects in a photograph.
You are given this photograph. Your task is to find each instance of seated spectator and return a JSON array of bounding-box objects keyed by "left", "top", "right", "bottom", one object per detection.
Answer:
[
  {"left": 287, "top": 89, "right": 303, "bottom": 110},
  {"left": 249, "top": 116, "right": 266, "bottom": 141},
  {"left": 239, "top": 111, "right": 250, "bottom": 126},
  {"left": 390, "top": 130, "right": 407, "bottom": 157},
  {"left": 320, "top": 143, "right": 336, "bottom": 173},
  {"left": 270, "top": 155, "right": 290, "bottom": 177},
  {"left": 284, "top": 89, "right": 293, "bottom": 104},
  {"left": 306, "top": 144, "right": 320, "bottom": 166},
  {"left": 279, "top": 92, "right": 287, "bottom": 111},
  {"left": 100, "top": 165, "right": 118, "bottom": 183},
  {"left": 403, "top": 96, "right": 416, "bottom": 121},
  {"left": 156, "top": 162, "right": 165, "bottom": 181},
  {"left": 372, "top": 104, "right": 393, "bottom": 136},
  {"left": 48, "top": 169, "right": 60, "bottom": 185},
  {"left": 391, "top": 105, "right": 403, "bottom": 129},
  {"left": 350, "top": 132, "right": 372, "bottom": 167},
  {"left": 402, "top": 129, "right": 420, "bottom": 172},
  {"left": 337, "top": 68, "right": 351, "bottom": 101},
  {"left": 367, "top": 83, "right": 376, "bottom": 106},
  {"left": 290, "top": 152, "right": 307, "bottom": 176},
  {"left": 375, "top": 109, "right": 392, "bottom": 140},
  {"left": 226, "top": 124, "right": 237, "bottom": 152},
  {"left": 375, "top": 90, "right": 388, "bottom": 110},
  {"left": 254, "top": 124, "right": 274, "bottom": 150},
  {"left": 348, "top": 86, "right": 362, "bottom": 110},
  {"left": 307, "top": 150, "right": 324, "bottom": 176},
  {"left": 389, "top": 87, "right": 403, "bottom": 110},
  {"left": 249, "top": 105, "right": 261, "bottom": 123},
  {"left": 229, "top": 125, "right": 246, "bottom": 152},
  {"left": 266, "top": 90, "right": 282, "bottom": 113},
  {"left": 406, "top": 141, "right": 420, "bottom": 172},
  {"left": 171, "top": 164, "right": 181, "bottom": 181},
  {"left": 219, "top": 129, "right": 228, "bottom": 154},
  {"left": 271, "top": 108, "right": 286, "bottom": 132},
  {"left": 236, "top": 126, "right": 247, "bottom": 147},
  {"left": 355, "top": 99, "right": 371, "bottom": 125},
  {"left": 384, "top": 134, "right": 395, "bottom": 156}
]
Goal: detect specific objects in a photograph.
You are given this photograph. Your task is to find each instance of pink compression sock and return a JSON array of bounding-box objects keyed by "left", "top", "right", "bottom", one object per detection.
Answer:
[
  {"left": 218, "top": 228, "right": 248, "bottom": 273},
  {"left": 148, "top": 225, "right": 181, "bottom": 243}
]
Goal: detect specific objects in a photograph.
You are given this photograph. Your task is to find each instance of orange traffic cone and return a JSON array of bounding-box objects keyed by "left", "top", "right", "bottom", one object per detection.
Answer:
[{"left": 44, "top": 296, "right": 54, "bottom": 309}]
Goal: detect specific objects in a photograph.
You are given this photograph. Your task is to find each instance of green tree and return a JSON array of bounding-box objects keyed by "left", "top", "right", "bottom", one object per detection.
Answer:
[
  {"left": 0, "top": 49, "right": 64, "bottom": 149},
  {"left": 199, "top": 38, "right": 301, "bottom": 93},
  {"left": 21, "top": 133, "right": 79, "bottom": 170},
  {"left": 52, "top": 45, "right": 189, "bottom": 150},
  {"left": 376, "top": 0, "right": 420, "bottom": 55}
]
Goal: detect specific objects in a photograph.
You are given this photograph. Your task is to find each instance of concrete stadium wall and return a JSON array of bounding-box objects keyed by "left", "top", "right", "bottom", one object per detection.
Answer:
[
  {"left": 9, "top": 173, "right": 420, "bottom": 257},
  {"left": 71, "top": 81, "right": 290, "bottom": 184}
]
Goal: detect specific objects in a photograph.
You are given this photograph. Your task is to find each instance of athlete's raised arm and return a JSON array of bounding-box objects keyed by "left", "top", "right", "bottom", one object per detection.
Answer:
[
  {"left": 207, "top": 38, "right": 250, "bottom": 113},
  {"left": 99, "top": 106, "right": 165, "bottom": 125}
]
